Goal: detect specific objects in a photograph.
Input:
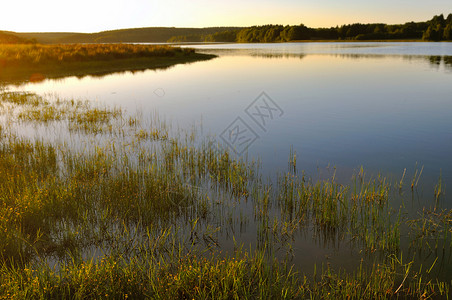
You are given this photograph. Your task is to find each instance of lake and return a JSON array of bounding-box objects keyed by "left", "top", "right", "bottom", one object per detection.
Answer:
[
  {"left": 9, "top": 42, "right": 452, "bottom": 190},
  {"left": 6, "top": 42, "right": 452, "bottom": 276}
]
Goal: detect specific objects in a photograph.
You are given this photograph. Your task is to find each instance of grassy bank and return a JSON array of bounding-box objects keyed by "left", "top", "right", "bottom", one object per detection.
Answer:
[
  {"left": 0, "top": 91, "right": 451, "bottom": 299},
  {"left": 0, "top": 44, "right": 215, "bottom": 84},
  {"left": 1, "top": 248, "right": 447, "bottom": 299}
]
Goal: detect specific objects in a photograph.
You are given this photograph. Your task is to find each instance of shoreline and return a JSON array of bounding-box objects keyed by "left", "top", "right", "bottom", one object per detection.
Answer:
[
  {"left": 0, "top": 44, "right": 216, "bottom": 85},
  {"left": 160, "top": 39, "right": 450, "bottom": 46},
  {"left": 0, "top": 54, "right": 216, "bottom": 85}
]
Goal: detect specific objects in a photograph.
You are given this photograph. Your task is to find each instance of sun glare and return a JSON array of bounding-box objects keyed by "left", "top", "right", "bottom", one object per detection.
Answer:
[{"left": 0, "top": 1, "right": 451, "bottom": 32}]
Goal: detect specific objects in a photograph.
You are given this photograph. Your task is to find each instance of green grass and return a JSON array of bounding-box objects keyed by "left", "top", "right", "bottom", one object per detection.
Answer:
[
  {"left": 0, "top": 91, "right": 451, "bottom": 299},
  {"left": 0, "top": 248, "right": 300, "bottom": 299},
  {"left": 1, "top": 247, "right": 449, "bottom": 299},
  {"left": 0, "top": 44, "right": 215, "bottom": 84}
]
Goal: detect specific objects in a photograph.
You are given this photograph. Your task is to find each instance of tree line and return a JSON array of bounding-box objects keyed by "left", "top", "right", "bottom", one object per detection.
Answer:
[
  {"left": 422, "top": 14, "right": 452, "bottom": 41},
  {"left": 168, "top": 14, "right": 452, "bottom": 43},
  {"left": 2, "top": 14, "right": 450, "bottom": 44}
]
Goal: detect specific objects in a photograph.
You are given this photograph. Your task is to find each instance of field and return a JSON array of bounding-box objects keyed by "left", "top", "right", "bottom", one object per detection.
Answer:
[
  {"left": 0, "top": 91, "right": 451, "bottom": 299},
  {"left": 0, "top": 44, "right": 215, "bottom": 84}
]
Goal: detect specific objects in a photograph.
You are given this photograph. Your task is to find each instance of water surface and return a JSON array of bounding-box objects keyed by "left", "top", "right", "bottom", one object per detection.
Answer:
[
  {"left": 10, "top": 42, "right": 452, "bottom": 191},
  {"left": 6, "top": 41, "right": 452, "bottom": 279}
]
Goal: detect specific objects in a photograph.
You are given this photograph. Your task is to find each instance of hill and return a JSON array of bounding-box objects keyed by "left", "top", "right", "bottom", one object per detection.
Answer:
[
  {"left": 13, "top": 32, "right": 84, "bottom": 44},
  {"left": 0, "top": 31, "right": 34, "bottom": 44},
  {"left": 14, "top": 27, "right": 243, "bottom": 44}
]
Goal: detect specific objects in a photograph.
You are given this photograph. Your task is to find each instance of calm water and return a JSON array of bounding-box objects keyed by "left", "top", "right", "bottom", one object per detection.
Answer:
[
  {"left": 9, "top": 42, "right": 452, "bottom": 192},
  {"left": 6, "top": 41, "right": 452, "bottom": 277}
]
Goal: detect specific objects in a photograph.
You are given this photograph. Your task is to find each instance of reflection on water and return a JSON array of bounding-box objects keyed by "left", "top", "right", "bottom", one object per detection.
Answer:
[
  {"left": 3, "top": 42, "right": 452, "bottom": 285},
  {"left": 7, "top": 44, "right": 452, "bottom": 193},
  {"left": 427, "top": 55, "right": 452, "bottom": 71},
  {"left": 187, "top": 41, "right": 452, "bottom": 56},
  {"left": 0, "top": 56, "right": 215, "bottom": 86},
  {"left": 194, "top": 47, "right": 452, "bottom": 70}
]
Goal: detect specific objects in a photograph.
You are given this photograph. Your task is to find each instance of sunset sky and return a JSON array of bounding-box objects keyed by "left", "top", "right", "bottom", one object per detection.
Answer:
[{"left": 1, "top": 0, "right": 451, "bottom": 33}]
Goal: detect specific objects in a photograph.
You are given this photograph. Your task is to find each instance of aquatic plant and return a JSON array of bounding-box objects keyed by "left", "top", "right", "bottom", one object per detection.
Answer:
[{"left": 0, "top": 91, "right": 450, "bottom": 299}]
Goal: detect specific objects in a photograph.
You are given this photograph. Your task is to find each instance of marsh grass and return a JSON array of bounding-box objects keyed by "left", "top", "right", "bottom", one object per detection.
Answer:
[
  {"left": 274, "top": 168, "right": 400, "bottom": 252},
  {"left": 0, "top": 44, "right": 203, "bottom": 67},
  {"left": 0, "top": 44, "right": 215, "bottom": 84},
  {"left": 407, "top": 208, "right": 452, "bottom": 250},
  {"left": 0, "top": 91, "right": 254, "bottom": 260},
  {"left": 1, "top": 246, "right": 449, "bottom": 299},
  {"left": 0, "top": 91, "right": 451, "bottom": 298}
]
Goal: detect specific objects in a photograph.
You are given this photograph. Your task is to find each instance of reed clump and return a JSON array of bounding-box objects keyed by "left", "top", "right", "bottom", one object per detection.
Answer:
[
  {"left": 1, "top": 247, "right": 449, "bottom": 299},
  {"left": 0, "top": 44, "right": 215, "bottom": 84},
  {"left": 0, "top": 44, "right": 195, "bottom": 67}
]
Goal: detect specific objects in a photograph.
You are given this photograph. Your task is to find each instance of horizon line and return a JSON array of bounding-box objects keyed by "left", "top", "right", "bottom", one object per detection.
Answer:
[{"left": 6, "top": 17, "right": 442, "bottom": 34}]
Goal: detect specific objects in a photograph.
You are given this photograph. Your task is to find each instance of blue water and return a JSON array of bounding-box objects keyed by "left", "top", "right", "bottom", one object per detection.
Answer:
[
  {"left": 9, "top": 42, "right": 452, "bottom": 198},
  {"left": 5, "top": 41, "right": 452, "bottom": 279}
]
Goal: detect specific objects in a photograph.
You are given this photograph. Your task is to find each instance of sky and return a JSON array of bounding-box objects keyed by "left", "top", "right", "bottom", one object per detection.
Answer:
[{"left": 1, "top": 0, "right": 451, "bottom": 33}]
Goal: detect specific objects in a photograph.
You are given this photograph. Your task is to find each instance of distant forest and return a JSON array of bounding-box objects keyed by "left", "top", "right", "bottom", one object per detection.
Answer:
[
  {"left": 169, "top": 14, "right": 452, "bottom": 42},
  {"left": 1, "top": 14, "right": 451, "bottom": 44}
]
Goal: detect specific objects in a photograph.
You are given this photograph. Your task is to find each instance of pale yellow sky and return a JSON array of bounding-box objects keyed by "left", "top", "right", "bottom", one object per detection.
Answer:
[{"left": 1, "top": 0, "right": 450, "bottom": 32}]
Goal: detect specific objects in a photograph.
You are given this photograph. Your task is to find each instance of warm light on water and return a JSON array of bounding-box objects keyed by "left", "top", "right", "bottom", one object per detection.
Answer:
[
  {"left": 10, "top": 43, "right": 452, "bottom": 190},
  {"left": 2, "top": 42, "right": 452, "bottom": 296}
]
